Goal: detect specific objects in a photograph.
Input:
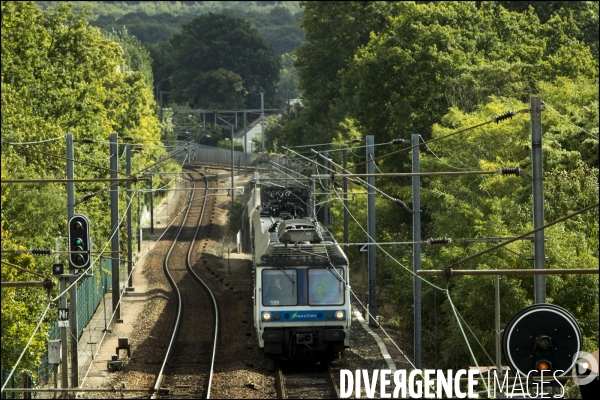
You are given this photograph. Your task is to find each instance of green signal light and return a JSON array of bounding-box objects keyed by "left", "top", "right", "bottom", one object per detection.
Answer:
[{"left": 74, "top": 238, "right": 84, "bottom": 246}]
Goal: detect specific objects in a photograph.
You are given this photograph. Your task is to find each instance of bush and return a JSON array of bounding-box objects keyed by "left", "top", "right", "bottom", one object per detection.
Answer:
[{"left": 227, "top": 200, "right": 246, "bottom": 234}]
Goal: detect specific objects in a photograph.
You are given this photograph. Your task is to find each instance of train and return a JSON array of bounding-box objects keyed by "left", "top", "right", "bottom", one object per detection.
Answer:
[{"left": 245, "top": 179, "right": 351, "bottom": 360}]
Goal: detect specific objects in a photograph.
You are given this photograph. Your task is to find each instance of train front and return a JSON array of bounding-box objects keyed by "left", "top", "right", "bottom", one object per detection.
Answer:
[{"left": 251, "top": 185, "right": 351, "bottom": 359}]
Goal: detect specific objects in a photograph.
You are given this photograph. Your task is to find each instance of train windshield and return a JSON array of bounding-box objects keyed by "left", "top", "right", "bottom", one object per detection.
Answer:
[
  {"left": 308, "top": 268, "right": 345, "bottom": 306},
  {"left": 262, "top": 269, "right": 297, "bottom": 306}
]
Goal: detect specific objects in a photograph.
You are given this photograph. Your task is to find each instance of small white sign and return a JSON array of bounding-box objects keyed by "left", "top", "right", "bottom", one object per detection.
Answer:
[{"left": 58, "top": 320, "right": 69, "bottom": 328}]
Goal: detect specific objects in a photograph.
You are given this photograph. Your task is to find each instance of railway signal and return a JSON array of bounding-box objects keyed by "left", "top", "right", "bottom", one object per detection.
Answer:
[
  {"left": 502, "top": 303, "right": 582, "bottom": 379},
  {"left": 68, "top": 214, "right": 91, "bottom": 269}
]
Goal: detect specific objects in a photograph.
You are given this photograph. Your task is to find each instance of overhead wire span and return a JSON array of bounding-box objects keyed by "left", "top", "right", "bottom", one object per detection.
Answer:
[
  {"left": 268, "top": 163, "right": 310, "bottom": 188},
  {"left": 328, "top": 183, "right": 443, "bottom": 291},
  {"left": 7, "top": 173, "right": 189, "bottom": 385},
  {"left": 445, "top": 202, "right": 599, "bottom": 270},
  {"left": 154, "top": 153, "right": 190, "bottom": 192},
  {"left": 133, "top": 141, "right": 193, "bottom": 177},
  {"left": 454, "top": 307, "right": 496, "bottom": 366},
  {"left": 302, "top": 147, "right": 412, "bottom": 212},
  {"left": 76, "top": 142, "right": 192, "bottom": 205},
  {"left": 270, "top": 160, "right": 309, "bottom": 178},
  {"left": 282, "top": 146, "right": 412, "bottom": 212},
  {"left": 1, "top": 135, "right": 66, "bottom": 145},
  {"left": 350, "top": 109, "right": 527, "bottom": 168},
  {"left": 325, "top": 176, "right": 502, "bottom": 373},
  {"left": 4, "top": 190, "right": 142, "bottom": 385},
  {"left": 543, "top": 102, "right": 599, "bottom": 139},
  {"left": 0, "top": 260, "right": 53, "bottom": 281},
  {"left": 0, "top": 303, "right": 52, "bottom": 394},
  {"left": 418, "top": 134, "right": 474, "bottom": 170},
  {"left": 446, "top": 293, "right": 489, "bottom": 393},
  {"left": 1, "top": 140, "right": 128, "bottom": 177},
  {"left": 324, "top": 138, "right": 408, "bottom": 154}
]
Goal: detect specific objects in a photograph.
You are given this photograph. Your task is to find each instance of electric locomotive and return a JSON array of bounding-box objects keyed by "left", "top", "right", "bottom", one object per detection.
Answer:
[{"left": 248, "top": 181, "right": 351, "bottom": 359}]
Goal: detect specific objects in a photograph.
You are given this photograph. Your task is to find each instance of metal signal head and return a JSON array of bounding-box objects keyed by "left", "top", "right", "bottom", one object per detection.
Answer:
[
  {"left": 503, "top": 304, "right": 582, "bottom": 378},
  {"left": 68, "top": 214, "right": 91, "bottom": 269}
]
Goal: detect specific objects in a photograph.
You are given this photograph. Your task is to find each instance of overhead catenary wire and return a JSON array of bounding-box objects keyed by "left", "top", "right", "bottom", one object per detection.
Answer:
[
  {"left": 446, "top": 293, "right": 489, "bottom": 393},
  {"left": 418, "top": 134, "right": 474, "bottom": 170},
  {"left": 76, "top": 143, "right": 192, "bottom": 205},
  {"left": 0, "top": 260, "right": 53, "bottom": 281},
  {"left": 2, "top": 188, "right": 141, "bottom": 384},
  {"left": 283, "top": 146, "right": 411, "bottom": 212},
  {"left": 0, "top": 303, "right": 52, "bottom": 393},
  {"left": 445, "top": 202, "right": 599, "bottom": 270},
  {"left": 1, "top": 140, "right": 128, "bottom": 177},
  {"left": 322, "top": 172, "right": 514, "bottom": 374},
  {"left": 543, "top": 102, "right": 599, "bottom": 139},
  {"left": 270, "top": 160, "right": 308, "bottom": 178},
  {"left": 133, "top": 141, "right": 192, "bottom": 177},
  {"left": 2, "top": 135, "right": 66, "bottom": 145},
  {"left": 349, "top": 109, "right": 527, "bottom": 168},
  {"left": 323, "top": 138, "right": 408, "bottom": 154},
  {"left": 268, "top": 163, "right": 310, "bottom": 188}
]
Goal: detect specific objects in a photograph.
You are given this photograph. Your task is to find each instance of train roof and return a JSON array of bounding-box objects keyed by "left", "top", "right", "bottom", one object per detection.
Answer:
[{"left": 254, "top": 212, "right": 347, "bottom": 267}]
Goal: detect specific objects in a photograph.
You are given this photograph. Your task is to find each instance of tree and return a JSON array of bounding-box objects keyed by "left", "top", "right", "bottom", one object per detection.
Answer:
[
  {"left": 494, "top": 1, "right": 599, "bottom": 59},
  {"left": 169, "top": 12, "right": 281, "bottom": 109},
  {"left": 278, "top": 52, "right": 299, "bottom": 100},
  {"left": 288, "top": 1, "right": 399, "bottom": 146},
  {"left": 342, "top": 1, "right": 597, "bottom": 168},
  {"left": 2, "top": 1, "right": 167, "bottom": 375}
]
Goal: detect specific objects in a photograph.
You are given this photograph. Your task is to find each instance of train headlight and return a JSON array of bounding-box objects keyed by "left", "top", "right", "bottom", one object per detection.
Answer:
[
  {"left": 335, "top": 311, "right": 345, "bottom": 320},
  {"left": 262, "top": 312, "right": 272, "bottom": 321}
]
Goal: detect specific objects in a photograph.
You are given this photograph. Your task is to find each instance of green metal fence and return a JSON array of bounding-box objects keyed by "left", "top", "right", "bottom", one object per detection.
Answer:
[{"left": 76, "top": 259, "right": 112, "bottom": 339}]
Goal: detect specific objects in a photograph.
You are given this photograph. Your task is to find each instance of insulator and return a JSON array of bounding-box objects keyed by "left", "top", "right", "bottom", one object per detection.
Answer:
[
  {"left": 501, "top": 167, "right": 520, "bottom": 176},
  {"left": 391, "top": 138, "right": 408, "bottom": 145},
  {"left": 426, "top": 237, "right": 452, "bottom": 245},
  {"left": 30, "top": 248, "right": 53, "bottom": 256},
  {"left": 81, "top": 193, "right": 95, "bottom": 202},
  {"left": 392, "top": 198, "right": 407, "bottom": 208},
  {"left": 492, "top": 111, "right": 517, "bottom": 123}
]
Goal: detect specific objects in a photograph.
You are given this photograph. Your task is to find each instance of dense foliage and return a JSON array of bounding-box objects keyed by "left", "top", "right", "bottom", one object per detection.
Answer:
[
  {"left": 1, "top": 1, "right": 171, "bottom": 375},
  {"left": 279, "top": 1, "right": 599, "bottom": 371},
  {"left": 3, "top": 0, "right": 598, "bottom": 383},
  {"left": 36, "top": 1, "right": 304, "bottom": 117},
  {"left": 168, "top": 13, "right": 281, "bottom": 110}
]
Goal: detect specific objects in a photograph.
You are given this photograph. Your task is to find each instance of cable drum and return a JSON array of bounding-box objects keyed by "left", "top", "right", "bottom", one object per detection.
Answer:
[{"left": 502, "top": 303, "right": 582, "bottom": 378}]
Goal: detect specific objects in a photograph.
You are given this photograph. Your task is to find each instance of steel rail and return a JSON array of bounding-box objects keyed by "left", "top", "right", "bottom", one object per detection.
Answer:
[
  {"left": 151, "top": 168, "right": 219, "bottom": 399},
  {"left": 275, "top": 363, "right": 287, "bottom": 399},
  {"left": 184, "top": 170, "right": 219, "bottom": 399},
  {"left": 151, "top": 174, "right": 196, "bottom": 398},
  {"left": 327, "top": 365, "right": 341, "bottom": 399}
]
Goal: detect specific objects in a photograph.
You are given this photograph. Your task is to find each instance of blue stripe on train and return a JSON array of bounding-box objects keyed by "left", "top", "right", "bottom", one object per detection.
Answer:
[{"left": 262, "top": 310, "right": 346, "bottom": 322}]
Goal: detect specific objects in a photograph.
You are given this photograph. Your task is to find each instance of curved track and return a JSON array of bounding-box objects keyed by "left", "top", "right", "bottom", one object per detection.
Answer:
[{"left": 152, "top": 168, "right": 219, "bottom": 399}]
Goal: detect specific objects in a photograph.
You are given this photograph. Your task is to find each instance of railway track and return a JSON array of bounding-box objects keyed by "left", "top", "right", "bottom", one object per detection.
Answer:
[
  {"left": 275, "top": 361, "right": 340, "bottom": 399},
  {"left": 152, "top": 168, "right": 219, "bottom": 399}
]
